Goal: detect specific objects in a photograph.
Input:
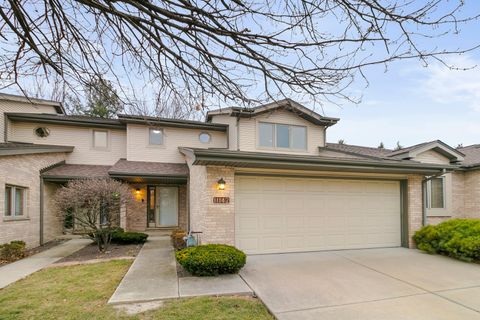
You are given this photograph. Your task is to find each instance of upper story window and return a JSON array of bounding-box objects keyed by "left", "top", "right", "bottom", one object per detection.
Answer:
[
  {"left": 427, "top": 177, "right": 445, "bottom": 209},
  {"left": 92, "top": 130, "right": 108, "bottom": 149},
  {"left": 149, "top": 128, "right": 164, "bottom": 145},
  {"left": 199, "top": 132, "right": 211, "bottom": 143},
  {"left": 258, "top": 122, "right": 307, "bottom": 150},
  {"left": 4, "top": 185, "right": 26, "bottom": 217}
]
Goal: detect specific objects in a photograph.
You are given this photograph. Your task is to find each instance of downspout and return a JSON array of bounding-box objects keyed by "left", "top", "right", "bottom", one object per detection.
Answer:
[
  {"left": 422, "top": 168, "right": 447, "bottom": 226},
  {"left": 39, "top": 176, "right": 45, "bottom": 245},
  {"left": 236, "top": 114, "right": 240, "bottom": 151}
]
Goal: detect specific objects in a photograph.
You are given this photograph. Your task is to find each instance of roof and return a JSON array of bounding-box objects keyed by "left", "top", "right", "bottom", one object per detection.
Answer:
[
  {"left": 0, "top": 93, "right": 65, "bottom": 114},
  {"left": 180, "top": 147, "right": 457, "bottom": 175},
  {"left": 0, "top": 142, "right": 74, "bottom": 156},
  {"left": 457, "top": 145, "right": 480, "bottom": 167},
  {"left": 6, "top": 113, "right": 125, "bottom": 129},
  {"left": 41, "top": 164, "right": 111, "bottom": 180},
  {"left": 206, "top": 99, "right": 339, "bottom": 127},
  {"left": 108, "top": 159, "right": 189, "bottom": 177},
  {"left": 117, "top": 114, "right": 228, "bottom": 131},
  {"left": 324, "top": 143, "right": 393, "bottom": 159}
]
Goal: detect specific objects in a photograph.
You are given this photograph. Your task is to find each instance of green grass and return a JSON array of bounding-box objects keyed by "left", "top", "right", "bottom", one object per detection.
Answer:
[{"left": 0, "top": 260, "right": 273, "bottom": 320}]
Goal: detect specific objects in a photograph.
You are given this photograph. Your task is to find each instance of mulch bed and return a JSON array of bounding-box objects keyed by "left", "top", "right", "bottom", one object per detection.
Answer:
[
  {"left": 54, "top": 243, "right": 143, "bottom": 265},
  {"left": 0, "top": 239, "right": 67, "bottom": 267}
]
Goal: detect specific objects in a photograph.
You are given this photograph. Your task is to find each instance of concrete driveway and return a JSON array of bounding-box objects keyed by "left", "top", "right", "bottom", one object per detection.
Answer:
[{"left": 240, "top": 248, "right": 480, "bottom": 320}]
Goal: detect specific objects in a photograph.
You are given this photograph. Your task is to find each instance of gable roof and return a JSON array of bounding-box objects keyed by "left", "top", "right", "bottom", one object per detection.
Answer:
[
  {"left": 206, "top": 99, "right": 339, "bottom": 127},
  {"left": 457, "top": 145, "right": 480, "bottom": 168},
  {"left": 323, "top": 143, "right": 393, "bottom": 159},
  {"left": 386, "top": 140, "right": 464, "bottom": 162},
  {"left": 0, "top": 93, "right": 65, "bottom": 114}
]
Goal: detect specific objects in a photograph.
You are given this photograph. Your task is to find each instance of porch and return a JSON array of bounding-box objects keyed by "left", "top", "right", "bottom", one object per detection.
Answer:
[{"left": 41, "top": 159, "right": 189, "bottom": 235}]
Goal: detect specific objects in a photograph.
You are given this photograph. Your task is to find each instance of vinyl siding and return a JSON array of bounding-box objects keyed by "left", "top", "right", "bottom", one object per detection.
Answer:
[
  {"left": 415, "top": 150, "right": 451, "bottom": 164},
  {"left": 209, "top": 114, "right": 237, "bottom": 150},
  {"left": 126, "top": 124, "right": 228, "bottom": 163},
  {"left": 10, "top": 122, "right": 126, "bottom": 165},
  {"left": 237, "top": 109, "right": 325, "bottom": 155},
  {"left": 0, "top": 100, "right": 59, "bottom": 142}
]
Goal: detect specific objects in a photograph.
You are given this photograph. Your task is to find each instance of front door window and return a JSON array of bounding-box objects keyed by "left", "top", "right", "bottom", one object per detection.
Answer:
[{"left": 147, "top": 186, "right": 178, "bottom": 227}]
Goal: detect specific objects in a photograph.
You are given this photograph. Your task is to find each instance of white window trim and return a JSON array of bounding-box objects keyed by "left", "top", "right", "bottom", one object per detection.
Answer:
[
  {"left": 4, "top": 185, "right": 28, "bottom": 219},
  {"left": 148, "top": 127, "right": 165, "bottom": 147},
  {"left": 92, "top": 129, "right": 110, "bottom": 150},
  {"left": 257, "top": 121, "right": 308, "bottom": 151},
  {"left": 426, "top": 176, "right": 446, "bottom": 209}
]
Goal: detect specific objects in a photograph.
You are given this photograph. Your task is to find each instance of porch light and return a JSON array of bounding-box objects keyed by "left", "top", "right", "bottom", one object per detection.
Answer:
[
  {"left": 217, "top": 178, "right": 226, "bottom": 190},
  {"left": 135, "top": 188, "right": 141, "bottom": 195}
]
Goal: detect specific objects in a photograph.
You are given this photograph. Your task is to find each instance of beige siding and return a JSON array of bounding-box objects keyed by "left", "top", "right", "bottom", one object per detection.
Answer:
[
  {"left": 126, "top": 124, "right": 227, "bottom": 163},
  {"left": 237, "top": 109, "right": 325, "bottom": 155},
  {"left": 209, "top": 114, "right": 238, "bottom": 150},
  {"left": 415, "top": 150, "right": 451, "bottom": 164},
  {"left": 0, "top": 152, "right": 67, "bottom": 248},
  {"left": 0, "top": 100, "right": 59, "bottom": 142},
  {"left": 10, "top": 122, "right": 126, "bottom": 165}
]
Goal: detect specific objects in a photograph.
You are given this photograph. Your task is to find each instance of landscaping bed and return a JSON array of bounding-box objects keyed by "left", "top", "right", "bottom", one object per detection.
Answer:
[
  {"left": 0, "top": 239, "right": 67, "bottom": 267},
  {"left": 54, "top": 242, "right": 142, "bottom": 265}
]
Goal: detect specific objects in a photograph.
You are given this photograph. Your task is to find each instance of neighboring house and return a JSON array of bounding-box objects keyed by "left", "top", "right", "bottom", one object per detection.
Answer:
[{"left": 1, "top": 94, "right": 480, "bottom": 254}]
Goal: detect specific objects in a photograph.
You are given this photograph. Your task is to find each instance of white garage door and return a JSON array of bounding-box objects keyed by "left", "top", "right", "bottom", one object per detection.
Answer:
[{"left": 235, "top": 175, "right": 401, "bottom": 254}]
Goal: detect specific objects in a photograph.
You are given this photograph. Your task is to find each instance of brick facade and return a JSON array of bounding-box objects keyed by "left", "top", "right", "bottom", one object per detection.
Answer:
[
  {"left": 407, "top": 175, "right": 424, "bottom": 248},
  {"left": 125, "top": 184, "right": 188, "bottom": 231},
  {"left": 0, "top": 152, "right": 67, "bottom": 248}
]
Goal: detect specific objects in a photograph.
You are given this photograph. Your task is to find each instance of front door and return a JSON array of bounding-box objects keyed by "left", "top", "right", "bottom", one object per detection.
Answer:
[{"left": 155, "top": 187, "right": 178, "bottom": 227}]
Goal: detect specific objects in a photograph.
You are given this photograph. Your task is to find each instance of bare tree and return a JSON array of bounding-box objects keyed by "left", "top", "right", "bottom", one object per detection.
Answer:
[
  {"left": 53, "top": 178, "right": 135, "bottom": 252},
  {"left": 0, "top": 1, "right": 479, "bottom": 109}
]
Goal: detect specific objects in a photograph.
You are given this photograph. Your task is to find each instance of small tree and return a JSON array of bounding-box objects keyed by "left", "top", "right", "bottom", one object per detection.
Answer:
[
  {"left": 378, "top": 142, "right": 385, "bottom": 149},
  {"left": 338, "top": 139, "right": 345, "bottom": 145},
  {"left": 54, "top": 178, "right": 134, "bottom": 252},
  {"left": 395, "top": 141, "right": 403, "bottom": 151}
]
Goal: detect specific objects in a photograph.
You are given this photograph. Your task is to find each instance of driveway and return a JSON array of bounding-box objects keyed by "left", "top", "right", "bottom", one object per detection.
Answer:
[{"left": 240, "top": 248, "right": 480, "bottom": 320}]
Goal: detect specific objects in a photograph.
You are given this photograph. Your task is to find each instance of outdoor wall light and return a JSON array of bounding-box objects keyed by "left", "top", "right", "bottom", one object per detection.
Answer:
[
  {"left": 217, "top": 178, "right": 226, "bottom": 190},
  {"left": 135, "top": 188, "right": 141, "bottom": 195}
]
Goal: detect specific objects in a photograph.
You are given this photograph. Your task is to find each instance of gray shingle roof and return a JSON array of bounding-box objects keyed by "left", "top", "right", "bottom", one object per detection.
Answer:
[
  {"left": 108, "top": 159, "right": 189, "bottom": 177},
  {"left": 42, "top": 164, "right": 111, "bottom": 178},
  {"left": 457, "top": 145, "right": 480, "bottom": 167},
  {"left": 325, "top": 143, "right": 393, "bottom": 159}
]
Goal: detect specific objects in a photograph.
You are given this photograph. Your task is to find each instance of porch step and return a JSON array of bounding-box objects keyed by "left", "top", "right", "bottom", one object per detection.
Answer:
[{"left": 145, "top": 229, "right": 173, "bottom": 237}]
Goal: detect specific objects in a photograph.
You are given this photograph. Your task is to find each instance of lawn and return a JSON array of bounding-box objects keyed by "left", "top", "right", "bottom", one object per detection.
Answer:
[{"left": 0, "top": 260, "right": 273, "bottom": 320}]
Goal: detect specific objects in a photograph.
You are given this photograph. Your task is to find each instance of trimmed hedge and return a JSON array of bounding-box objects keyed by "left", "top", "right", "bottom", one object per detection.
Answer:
[
  {"left": 0, "top": 240, "right": 26, "bottom": 262},
  {"left": 413, "top": 219, "right": 480, "bottom": 262},
  {"left": 176, "top": 244, "right": 246, "bottom": 276},
  {"left": 111, "top": 229, "right": 148, "bottom": 245}
]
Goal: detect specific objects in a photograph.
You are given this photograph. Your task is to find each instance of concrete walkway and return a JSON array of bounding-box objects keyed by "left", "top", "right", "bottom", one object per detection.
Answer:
[
  {"left": 0, "top": 238, "right": 91, "bottom": 289},
  {"left": 109, "top": 235, "right": 252, "bottom": 304}
]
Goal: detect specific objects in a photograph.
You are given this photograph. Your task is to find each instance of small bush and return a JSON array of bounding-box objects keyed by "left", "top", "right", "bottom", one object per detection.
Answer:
[
  {"left": 111, "top": 230, "right": 148, "bottom": 244},
  {"left": 0, "top": 240, "right": 26, "bottom": 262},
  {"left": 171, "top": 229, "right": 187, "bottom": 250},
  {"left": 176, "top": 244, "right": 246, "bottom": 276},
  {"left": 414, "top": 219, "right": 480, "bottom": 261}
]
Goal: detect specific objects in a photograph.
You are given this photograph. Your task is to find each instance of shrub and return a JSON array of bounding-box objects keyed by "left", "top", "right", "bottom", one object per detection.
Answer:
[
  {"left": 171, "top": 229, "right": 187, "bottom": 250},
  {"left": 176, "top": 244, "right": 246, "bottom": 276},
  {"left": 111, "top": 229, "right": 148, "bottom": 244},
  {"left": 0, "top": 240, "right": 26, "bottom": 262},
  {"left": 414, "top": 219, "right": 480, "bottom": 261}
]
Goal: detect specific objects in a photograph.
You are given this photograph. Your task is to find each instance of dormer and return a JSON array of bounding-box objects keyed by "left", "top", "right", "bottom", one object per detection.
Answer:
[{"left": 207, "top": 99, "right": 339, "bottom": 154}]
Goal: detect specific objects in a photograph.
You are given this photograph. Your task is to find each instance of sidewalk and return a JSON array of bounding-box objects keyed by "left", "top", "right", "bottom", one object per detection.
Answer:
[
  {"left": 0, "top": 238, "right": 91, "bottom": 289},
  {"left": 108, "top": 235, "right": 252, "bottom": 304}
]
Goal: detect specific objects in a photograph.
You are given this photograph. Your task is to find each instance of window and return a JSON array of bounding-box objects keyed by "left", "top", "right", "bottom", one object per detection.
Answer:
[
  {"left": 428, "top": 177, "right": 445, "bottom": 209},
  {"left": 199, "top": 132, "right": 211, "bottom": 143},
  {"left": 258, "top": 122, "right": 307, "bottom": 150},
  {"left": 34, "top": 127, "right": 50, "bottom": 138},
  {"left": 149, "top": 128, "right": 164, "bottom": 145},
  {"left": 4, "top": 185, "right": 26, "bottom": 217},
  {"left": 93, "top": 130, "right": 108, "bottom": 149}
]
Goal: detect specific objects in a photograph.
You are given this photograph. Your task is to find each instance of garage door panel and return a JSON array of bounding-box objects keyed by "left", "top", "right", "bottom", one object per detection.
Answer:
[{"left": 235, "top": 176, "right": 401, "bottom": 254}]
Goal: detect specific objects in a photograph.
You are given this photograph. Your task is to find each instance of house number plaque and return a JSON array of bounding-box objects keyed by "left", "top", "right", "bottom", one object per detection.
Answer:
[{"left": 213, "top": 197, "right": 230, "bottom": 204}]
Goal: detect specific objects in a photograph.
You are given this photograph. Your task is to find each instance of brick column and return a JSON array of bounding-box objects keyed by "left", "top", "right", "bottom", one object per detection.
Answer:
[{"left": 407, "top": 175, "right": 423, "bottom": 248}]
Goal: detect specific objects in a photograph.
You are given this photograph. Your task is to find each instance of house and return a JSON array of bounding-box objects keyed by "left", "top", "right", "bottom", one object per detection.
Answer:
[{"left": 1, "top": 93, "right": 479, "bottom": 254}]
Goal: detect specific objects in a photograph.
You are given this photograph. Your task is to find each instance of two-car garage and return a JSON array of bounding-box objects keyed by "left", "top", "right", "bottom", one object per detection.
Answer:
[{"left": 235, "top": 175, "right": 402, "bottom": 254}]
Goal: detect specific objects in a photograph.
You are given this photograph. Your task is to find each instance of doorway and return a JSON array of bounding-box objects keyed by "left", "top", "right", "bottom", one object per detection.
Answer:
[{"left": 147, "top": 186, "right": 178, "bottom": 228}]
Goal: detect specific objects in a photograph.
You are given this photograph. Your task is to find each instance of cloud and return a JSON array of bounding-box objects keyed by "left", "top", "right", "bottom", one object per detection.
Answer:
[{"left": 416, "top": 55, "right": 480, "bottom": 111}]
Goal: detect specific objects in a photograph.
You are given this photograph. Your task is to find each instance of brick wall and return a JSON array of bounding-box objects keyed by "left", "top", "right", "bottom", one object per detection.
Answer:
[
  {"left": 407, "top": 175, "right": 423, "bottom": 248},
  {"left": 0, "top": 152, "right": 67, "bottom": 248},
  {"left": 464, "top": 170, "right": 480, "bottom": 218}
]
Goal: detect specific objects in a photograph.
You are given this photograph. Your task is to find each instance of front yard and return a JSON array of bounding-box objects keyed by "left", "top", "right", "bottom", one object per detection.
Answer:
[{"left": 0, "top": 259, "right": 273, "bottom": 320}]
